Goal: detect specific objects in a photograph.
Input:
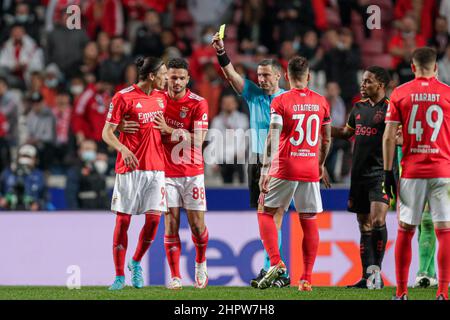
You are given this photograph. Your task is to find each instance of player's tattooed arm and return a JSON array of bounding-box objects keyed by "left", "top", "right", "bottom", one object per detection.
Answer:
[
  {"left": 102, "top": 122, "right": 139, "bottom": 169},
  {"left": 331, "top": 125, "right": 354, "bottom": 139},
  {"left": 212, "top": 32, "right": 245, "bottom": 94}
]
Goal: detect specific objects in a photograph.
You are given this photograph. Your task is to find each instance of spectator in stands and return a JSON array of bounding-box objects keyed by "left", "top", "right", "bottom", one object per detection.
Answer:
[
  {"left": 237, "top": 0, "right": 275, "bottom": 55},
  {"left": 0, "top": 23, "right": 44, "bottom": 89},
  {"left": 0, "top": 77, "right": 19, "bottom": 147},
  {"left": 189, "top": 25, "right": 221, "bottom": 84},
  {"left": 388, "top": 15, "right": 427, "bottom": 70},
  {"left": 115, "top": 63, "right": 137, "bottom": 91},
  {"left": 65, "top": 139, "right": 109, "bottom": 210},
  {"left": 438, "top": 43, "right": 450, "bottom": 85},
  {"left": 337, "top": 0, "right": 371, "bottom": 38},
  {"left": 298, "top": 30, "right": 324, "bottom": 70},
  {"left": 394, "top": 0, "right": 437, "bottom": 41},
  {"left": 68, "top": 76, "right": 86, "bottom": 103},
  {"left": 428, "top": 16, "right": 450, "bottom": 60},
  {"left": 99, "top": 36, "right": 131, "bottom": 86},
  {"left": 71, "top": 80, "right": 113, "bottom": 148},
  {"left": 323, "top": 27, "right": 360, "bottom": 107},
  {"left": 187, "top": 0, "right": 233, "bottom": 36},
  {"left": 96, "top": 31, "right": 110, "bottom": 63},
  {"left": 0, "top": 144, "right": 47, "bottom": 211},
  {"left": 26, "top": 92, "right": 56, "bottom": 171},
  {"left": 67, "top": 41, "right": 100, "bottom": 81},
  {"left": 279, "top": 40, "right": 299, "bottom": 71},
  {"left": 83, "top": 0, "right": 124, "bottom": 39},
  {"left": 0, "top": 110, "right": 10, "bottom": 173},
  {"left": 0, "top": 2, "right": 40, "bottom": 45},
  {"left": 133, "top": 9, "right": 164, "bottom": 58},
  {"left": 208, "top": 93, "right": 249, "bottom": 184},
  {"left": 52, "top": 91, "right": 72, "bottom": 169},
  {"left": 45, "top": 10, "right": 89, "bottom": 77},
  {"left": 442, "top": 0, "right": 450, "bottom": 34},
  {"left": 197, "top": 62, "right": 224, "bottom": 119},
  {"left": 325, "top": 82, "right": 351, "bottom": 183},
  {"left": 41, "top": 63, "right": 63, "bottom": 109},
  {"left": 275, "top": 0, "right": 302, "bottom": 41}
]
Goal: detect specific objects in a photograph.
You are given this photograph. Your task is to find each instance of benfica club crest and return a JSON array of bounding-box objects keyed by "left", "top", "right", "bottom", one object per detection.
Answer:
[{"left": 180, "top": 106, "right": 189, "bottom": 119}]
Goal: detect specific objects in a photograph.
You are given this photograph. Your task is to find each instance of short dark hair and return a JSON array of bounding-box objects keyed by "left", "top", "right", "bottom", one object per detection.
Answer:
[
  {"left": 258, "top": 59, "right": 282, "bottom": 73},
  {"left": 366, "top": 66, "right": 391, "bottom": 88},
  {"left": 167, "top": 58, "right": 189, "bottom": 70},
  {"left": 288, "top": 56, "right": 309, "bottom": 80},
  {"left": 135, "top": 56, "right": 164, "bottom": 80},
  {"left": 412, "top": 47, "right": 437, "bottom": 69}
]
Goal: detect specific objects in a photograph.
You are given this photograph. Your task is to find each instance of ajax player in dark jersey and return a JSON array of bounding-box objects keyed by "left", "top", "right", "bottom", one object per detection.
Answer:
[{"left": 331, "top": 66, "right": 392, "bottom": 289}]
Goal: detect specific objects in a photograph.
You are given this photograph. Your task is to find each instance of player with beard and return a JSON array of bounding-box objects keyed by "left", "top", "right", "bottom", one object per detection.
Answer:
[
  {"left": 331, "top": 66, "right": 392, "bottom": 289},
  {"left": 120, "top": 58, "right": 209, "bottom": 289}
]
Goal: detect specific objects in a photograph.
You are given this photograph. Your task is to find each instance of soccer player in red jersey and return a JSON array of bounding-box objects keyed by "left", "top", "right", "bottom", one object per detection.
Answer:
[
  {"left": 383, "top": 47, "right": 450, "bottom": 300},
  {"left": 257, "top": 56, "right": 332, "bottom": 290},
  {"left": 102, "top": 56, "right": 168, "bottom": 290},
  {"left": 120, "top": 58, "right": 209, "bottom": 289},
  {"left": 155, "top": 58, "right": 209, "bottom": 289}
]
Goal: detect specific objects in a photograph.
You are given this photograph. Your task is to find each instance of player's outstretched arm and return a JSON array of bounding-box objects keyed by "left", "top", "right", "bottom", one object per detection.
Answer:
[
  {"left": 102, "top": 122, "right": 139, "bottom": 169},
  {"left": 331, "top": 125, "right": 354, "bottom": 140},
  {"left": 211, "top": 32, "right": 245, "bottom": 94}
]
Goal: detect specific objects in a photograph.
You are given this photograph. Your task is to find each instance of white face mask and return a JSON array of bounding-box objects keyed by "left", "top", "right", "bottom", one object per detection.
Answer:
[
  {"left": 45, "top": 78, "right": 58, "bottom": 88},
  {"left": 70, "top": 85, "right": 84, "bottom": 95},
  {"left": 18, "top": 157, "right": 33, "bottom": 166},
  {"left": 94, "top": 160, "right": 108, "bottom": 175}
]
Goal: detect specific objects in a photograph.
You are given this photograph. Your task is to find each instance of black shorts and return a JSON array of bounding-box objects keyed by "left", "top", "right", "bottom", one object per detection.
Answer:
[
  {"left": 347, "top": 178, "right": 389, "bottom": 214},
  {"left": 248, "top": 156, "right": 262, "bottom": 208}
]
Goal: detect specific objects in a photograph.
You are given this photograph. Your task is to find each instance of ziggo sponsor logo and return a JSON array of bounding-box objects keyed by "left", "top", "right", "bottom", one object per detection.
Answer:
[{"left": 355, "top": 124, "right": 378, "bottom": 136}]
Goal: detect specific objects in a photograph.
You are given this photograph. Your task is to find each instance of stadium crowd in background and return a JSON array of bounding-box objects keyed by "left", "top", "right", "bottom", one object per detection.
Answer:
[{"left": 0, "top": 0, "right": 449, "bottom": 209}]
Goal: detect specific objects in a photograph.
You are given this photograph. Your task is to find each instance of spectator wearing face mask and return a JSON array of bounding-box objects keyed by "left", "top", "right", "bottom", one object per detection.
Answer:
[
  {"left": 133, "top": 9, "right": 164, "bottom": 58},
  {"left": 0, "top": 144, "right": 47, "bottom": 211},
  {"left": 40, "top": 63, "right": 63, "bottom": 109},
  {"left": 65, "top": 139, "right": 109, "bottom": 210},
  {"left": 26, "top": 92, "right": 57, "bottom": 171},
  {"left": 189, "top": 25, "right": 222, "bottom": 84},
  {"left": 52, "top": 91, "right": 72, "bottom": 170}
]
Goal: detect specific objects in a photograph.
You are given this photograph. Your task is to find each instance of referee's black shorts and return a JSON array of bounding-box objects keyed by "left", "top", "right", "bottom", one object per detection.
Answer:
[{"left": 248, "top": 154, "right": 263, "bottom": 208}]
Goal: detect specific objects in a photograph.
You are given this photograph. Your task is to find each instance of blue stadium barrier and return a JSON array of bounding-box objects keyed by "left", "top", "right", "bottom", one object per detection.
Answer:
[{"left": 49, "top": 187, "right": 350, "bottom": 211}]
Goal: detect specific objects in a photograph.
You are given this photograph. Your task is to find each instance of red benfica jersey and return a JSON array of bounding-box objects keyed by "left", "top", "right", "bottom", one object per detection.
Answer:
[
  {"left": 162, "top": 90, "right": 209, "bottom": 177},
  {"left": 386, "top": 76, "right": 450, "bottom": 178},
  {"left": 269, "top": 88, "right": 331, "bottom": 182},
  {"left": 106, "top": 85, "right": 166, "bottom": 173}
]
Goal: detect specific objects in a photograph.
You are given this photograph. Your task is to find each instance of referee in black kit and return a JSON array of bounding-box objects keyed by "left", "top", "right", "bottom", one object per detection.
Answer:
[{"left": 331, "top": 66, "right": 393, "bottom": 289}]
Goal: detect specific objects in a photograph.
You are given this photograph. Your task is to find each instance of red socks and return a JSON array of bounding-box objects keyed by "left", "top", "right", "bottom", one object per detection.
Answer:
[
  {"left": 164, "top": 234, "right": 182, "bottom": 278},
  {"left": 113, "top": 213, "right": 131, "bottom": 276},
  {"left": 436, "top": 228, "right": 450, "bottom": 299},
  {"left": 395, "top": 227, "right": 415, "bottom": 296},
  {"left": 132, "top": 213, "right": 161, "bottom": 262},
  {"left": 257, "top": 212, "right": 281, "bottom": 266},
  {"left": 192, "top": 228, "right": 209, "bottom": 263},
  {"left": 300, "top": 216, "right": 319, "bottom": 283}
]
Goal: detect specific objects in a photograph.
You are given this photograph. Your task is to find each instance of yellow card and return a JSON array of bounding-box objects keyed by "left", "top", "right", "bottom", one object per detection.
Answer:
[{"left": 219, "top": 24, "right": 226, "bottom": 39}]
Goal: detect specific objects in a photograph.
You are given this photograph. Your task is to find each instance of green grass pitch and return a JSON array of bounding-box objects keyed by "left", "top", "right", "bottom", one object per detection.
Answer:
[{"left": 0, "top": 286, "right": 439, "bottom": 300}]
